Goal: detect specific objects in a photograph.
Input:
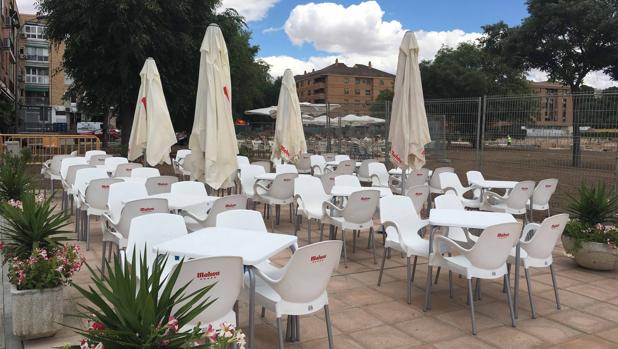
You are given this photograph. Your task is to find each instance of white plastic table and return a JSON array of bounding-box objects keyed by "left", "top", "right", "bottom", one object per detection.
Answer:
[
  {"left": 330, "top": 186, "right": 392, "bottom": 198},
  {"left": 424, "top": 209, "right": 517, "bottom": 312},
  {"left": 469, "top": 179, "right": 518, "bottom": 189},
  {"left": 325, "top": 160, "right": 362, "bottom": 168},
  {"left": 388, "top": 168, "right": 433, "bottom": 177},
  {"left": 255, "top": 173, "right": 311, "bottom": 181},
  {"left": 149, "top": 193, "right": 218, "bottom": 211},
  {"left": 153, "top": 227, "right": 298, "bottom": 349}
]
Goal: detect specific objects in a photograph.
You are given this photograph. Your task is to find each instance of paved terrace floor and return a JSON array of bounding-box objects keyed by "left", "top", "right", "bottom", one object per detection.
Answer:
[{"left": 21, "top": 198, "right": 618, "bottom": 349}]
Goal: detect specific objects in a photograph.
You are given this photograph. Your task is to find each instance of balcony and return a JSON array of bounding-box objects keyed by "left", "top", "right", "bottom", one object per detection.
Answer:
[
  {"left": 23, "top": 96, "right": 49, "bottom": 106},
  {"left": 25, "top": 55, "right": 49, "bottom": 63}
]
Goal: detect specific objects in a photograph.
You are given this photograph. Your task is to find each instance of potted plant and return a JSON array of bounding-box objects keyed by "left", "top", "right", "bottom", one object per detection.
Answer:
[
  {"left": 62, "top": 251, "right": 245, "bottom": 348},
  {"left": 0, "top": 193, "right": 83, "bottom": 339},
  {"left": 563, "top": 182, "right": 618, "bottom": 270},
  {"left": 0, "top": 151, "right": 32, "bottom": 230}
]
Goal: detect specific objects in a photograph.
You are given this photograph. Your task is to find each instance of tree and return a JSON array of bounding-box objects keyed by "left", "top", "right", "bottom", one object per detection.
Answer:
[
  {"left": 482, "top": 0, "right": 618, "bottom": 166},
  {"left": 39, "top": 0, "right": 275, "bottom": 144},
  {"left": 369, "top": 89, "right": 393, "bottom": 117}
]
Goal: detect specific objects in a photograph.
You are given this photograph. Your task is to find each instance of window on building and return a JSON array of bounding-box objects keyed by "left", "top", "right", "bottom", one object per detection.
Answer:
[
  {"left": 23, "top": 25, "right": 46, "bottom": 40},
  {"left": 25, "top": 67, "right": 49, "bottom": 84},
  {"left": 354, "top": 89, "right": 360, "bottom": 95},
  {"left": 344, "top": 88, "right": 350, "bottom": 95},
  {"left": 365, "top": 89, "right": 371, "bottom": 96},
  {"left": 344, "top": 78, "right": 349, "bottom": 84},
  {"left": 355, "top": 78, "right": 360, "bottom": 84},
  {"left": 380, "top": 79, "right": 384, "bottom": 85},
  {"left": 25, "top": 46, "right": 48, "bottom": 61}
]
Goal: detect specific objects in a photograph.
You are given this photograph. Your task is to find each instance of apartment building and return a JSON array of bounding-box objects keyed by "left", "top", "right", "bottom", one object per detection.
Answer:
[
  {"left": 529, "top": 81, "right": 573, "bottom": 127},
  {"left": 19, "top": 13, "right": 77, "bottom": 130},
  {"left": 295, "top": 59, "right": 395, "bottom": 115},
  {"left": 0, "top": 0, "right": 20, "bottom": 111}
]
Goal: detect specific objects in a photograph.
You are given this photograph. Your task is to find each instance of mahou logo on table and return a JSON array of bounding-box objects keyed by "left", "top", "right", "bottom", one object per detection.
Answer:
[
  {"left": 311, "top": 255, "right": 326, "bottom": 263},
  {"left": 197, "top": 271, "right": 220, "bottom": 280}
]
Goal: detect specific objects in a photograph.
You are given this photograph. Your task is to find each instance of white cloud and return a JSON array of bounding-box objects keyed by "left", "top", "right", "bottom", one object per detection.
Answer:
[
  {"left": 584, "top": 70, "right": 618, "bottom": 90},
  {"left": 220, "top": 0, "right": 279, "bottom": 22},
  {"left": 16, "top": 0, "right": 37, "bottom": 14}
]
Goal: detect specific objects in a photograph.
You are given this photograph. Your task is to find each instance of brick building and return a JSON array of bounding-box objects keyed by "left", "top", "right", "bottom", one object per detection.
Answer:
[
  {"left": 0, "top": 0, "right": 21, "bottom": 115},
  {"left": 295, "top": 59, "right": 395, "bottom": 115},
  {"left": 529, "top": 81, "right": 573, "bottom": 127}
]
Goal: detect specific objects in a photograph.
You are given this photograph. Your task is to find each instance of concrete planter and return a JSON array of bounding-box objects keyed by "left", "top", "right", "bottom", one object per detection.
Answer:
[
  {"left": 562, "top": 235, "right": 618, "bottom": 271},
  {"left": 11, "top": 285, "right": 64, "bottom": 339}
]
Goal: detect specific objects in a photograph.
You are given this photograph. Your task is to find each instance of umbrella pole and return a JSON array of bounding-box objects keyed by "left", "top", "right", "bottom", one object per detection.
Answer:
[{"left": 401, "top": 171, "right": 407, "bottom": 196}]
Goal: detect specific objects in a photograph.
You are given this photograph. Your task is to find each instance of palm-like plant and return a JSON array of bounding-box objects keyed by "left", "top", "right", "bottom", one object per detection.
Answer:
[
  {"left": 0, "top": 152, "right": 31, "bottom": 202},
  {"left": 70, "top": 250, "right": 215, "bottom": 348},
  {"left": 0, "top": 194, "right": 70, "bottom": 260},
  {"left": 567, "top": 182, "right": 618, "bottom": 225}
]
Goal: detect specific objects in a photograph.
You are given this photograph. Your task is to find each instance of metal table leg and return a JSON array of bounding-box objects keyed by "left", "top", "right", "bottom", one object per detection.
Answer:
[
  {"left": 248, "top": 267, "right": 256, "bottom": 349},
  {"left": 424, "top": 226, "right": 438, "bottom": 311},
  {"left": 514, "top": 242, "right": 521, "bottom": 320}
]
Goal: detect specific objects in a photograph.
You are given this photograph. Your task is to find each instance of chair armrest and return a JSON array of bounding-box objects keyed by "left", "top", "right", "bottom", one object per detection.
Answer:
[
  {"left": 434, "top": 235, "right": 471, "bottom": 255},
  {"left": 383, "top": 220, "right": 406, "bottom": 251},
  {"left": 483, "top": 190, "right": 505, "bottom": 204},
  {"left": 253, "top": 182, "right": 270, "bottom": 199},
  {"left": 180, "top": 209, "right": 207, "bottom": 223},
  {"left": 294, "top": 194, "right": 306, "bottom": 212},
  {"left": 521, "top": 223, "right": 541, "bottom": 243},
  {"left": 102, "top": 212, "right": 119, "bottom": 227},
  {"left": 322, "top": 201, "right": 343, "bottom": 217},
  {"left": 251, "top": 265, "right": 282, "bottom": 285},
  {"left": 311, "top": 165, "right": 322, "bottom": 175}
]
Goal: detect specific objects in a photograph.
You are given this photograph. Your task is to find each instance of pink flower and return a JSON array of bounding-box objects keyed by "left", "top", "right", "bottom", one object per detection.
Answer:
[
  {"left": 206, "top": 324, "right": 217, "bottom": 343},
  {"left": 39, "top": 249, "right": 48, "bottom": 260},
  {"left": 0, "top": 241, "right": 4, "bottom": 251},
  {"left": 89, "top": 322, "right": 105, "bottom": 331},
  {"left": 17, "top": 271, "right": 25, "bottom": 285},
  {"left": 595, "top": 223, "right": 605, "bottom": 231},
  {"left": 80, "top": 338, "right": 89, "bottom": 349},
  {"left": 167, "top": 315, "right": 179, "bottom": 333}
]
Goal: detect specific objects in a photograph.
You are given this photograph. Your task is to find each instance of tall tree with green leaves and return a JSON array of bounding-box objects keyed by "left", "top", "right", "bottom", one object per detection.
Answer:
[
  {"left": 482, "top": 0, "right": 618, "bottom": 166},
  {"left": 38, "top": 0, "right": 275, "bottom": 144}
]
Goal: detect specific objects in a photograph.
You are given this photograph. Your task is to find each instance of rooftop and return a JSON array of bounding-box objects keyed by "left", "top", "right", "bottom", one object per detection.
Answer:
[{"left": 295, "top": 60, "right": 395, "bottom": 80}]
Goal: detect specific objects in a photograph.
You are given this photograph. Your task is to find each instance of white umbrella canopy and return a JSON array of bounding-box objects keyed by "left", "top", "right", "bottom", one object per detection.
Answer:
[
  {"left": 189, "top": 24, "right": 238, "bottom": 190},
  {"left": 272, "top": 69, "right": 307, "bottom": 162},
  {"left": 127, "top": 58, "right": 177, "bottom": 165},
  {"left": 388, "top": 31, "right": 431, "bottom": 170}
]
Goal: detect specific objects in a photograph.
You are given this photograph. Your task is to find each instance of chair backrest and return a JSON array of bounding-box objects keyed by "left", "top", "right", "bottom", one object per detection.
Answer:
[
  {"left": 295, "top": 175, "right": 329, "bottom": 207},
  {"left": 126, "top": 213, "right": 187, "bottom": 274},
  {"left": 200, "top": 195, "right": 247, "bottom": 228},
  {"left": 60, "top": 157, "right": 88, "bottom": 180},
  {"left": 113, "top": 163, "right": 143, "bottom": 177},
  {"left": 334, "top": 174, "right": 360, "bottom": 187},
  {"left": 276, "top": 164, "right": 298, "bottom": 174},
  {"left": 50, "top": 154, "right": 74, "bottom": 176},
  {"left": 181, "top": 154, "right": 194, "bottom": 173},
  {"left": 175, "top": 149, "right": 191, "bottom": 162},
  {"left": 466, "top": 170, "right": 484, "bottom": 186},
  {"left": 270, "top": 241, "right": 342, "bottom": 303},
  {"left": 236, "top": 155, "right": 250, "bottom": 168},
  {"left": 145, "top": 176, "right": 179, "bottom": 195},
  {"left": 115, "top": 198, "right": 169, "bottom": 239},
  {"left": 357, "top": 159, "right": 378, "bottom": 179},
  {"left": 107, "top": 182, "right": 149, "bottom": 221},
  {"left": 467, "top": 222, "right": 522, "bottom": 270},
  {"left": 505, "top": 180, "right": 535, "bottom": 211},
  {"left": 429, "top": 167, "right": 454, "bottom": 189},
  {"left": 368, "top": 162, "right": 389, "bottom": 186},
  {"left": 66, "top": 165, "right": 95, "bottom": 188},
  {"left": 296, "top": 153, "right": 312, "bottom": 172},
  {"left": 216, "top": 209, "right": 267, "bottom": 232},
  {"left": 131, "top": 167, "right": 161, "bottom": 179},
  {"left": 407, "top": 168, "right": 430, "bottom": 187},
  {"left": 434, "top": 192, "right": 465, "bottom": 210},
  {"left": 104, "top": 157, "right": 129, "bottom": 174},
  {"left": 310, "top": 155, "right": 326, "bottom": 176},
  {"left": 343, "top": 189, "right": 379, "bottom": 224},
  {"left": 171, "top": 256, "right": 243, "bottom": 326},
  {"left": 268, "top": 173, "right": 298, "bottom": 200},
  {"left": 532, "top": 178, "right": 558, "bottom": 206},
  {"left": 334, "top": 159, "right": 356, "bottom": 175},
  {"left": 320, "top": 173, "right": 337, "bottom": 195},
  {"left": 84, "top": 150, "right": 106, "bottom": 162},
  {"left": 334, "top": 154, "right": 350, "bottom": 163},
  {"left": 380, "top": 195, "right": 423, "bottom": 231},
  {"left": 251, "top": 161, "right": 271, "bottom": 173},
  {"left": 88, "top": 154, "right": 111, "bottom": 166},
  {"left": 239, "top": 165, "right": 265, "bottom": 195},
  {"left": 171, "top": 181, "right": 207, "bottom": 197},
  {"left": 74, "top": 168, "right": 109, "bottom": 197},
  {"left": 323, "top": 153, "right": 336, "bottom": 161},
  {"left": 439, "top": 172, "right": 465, "bottom": 194},
  {"left": 406, "top": 185, "right": 429, "bottom": 215},
  {"left": 85, "top": 178, "right": 124, "bottom": 211},
  {"left": 523, "top": 213, "right": 569, "bottom": 260}
]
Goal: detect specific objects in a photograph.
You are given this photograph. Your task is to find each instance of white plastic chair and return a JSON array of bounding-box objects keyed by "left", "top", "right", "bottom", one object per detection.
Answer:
[
  {"left": 322, "top": 189, "right": 379, "bottom": 266},
  {"left": 62, "top": 164, "right": 94, "bottom": 213},
  {"left": 466, "top": 170, "right": 484, "bottom": 186},
  {"left": 390, "top": 168, "right": 430, "bottom": 195},
  {"left": 113, "top": 163, "right": 143, "bottom": 177},
  {"left": 240, "top": 165, "right": 266, "bottom": 205},
  {"left": 320, "top": 173, "right": 337, "bottom": 195},
  {"left": 248, "top": 240, "right": 342, "bottom": 349},
  {"left": 237, "top": 155, "right": 250, "bottom": 168},
  {"left": 254, "top": 173, "right": 298, "bottom": 228},
  {"left": 327, "top": 159, "right": 355, "bottom": 175},
  {"left": 173, "top": 256, "right": 243, "bottom": 329},
  {"left": 216, "top": 209, "right": 267, "bottom": 232},
  {"left": 104, "top": 157, "right": 129, "bottom": 174},
  {"left": 131, "top": 167, "right": 160, "bottom": 179},
  {"left": 295, "top": 154, "right": 312, "bottom": 174},
  {"left": 88, "top": 154, "right": 111, "bottom": 166},
  {"left": 73, "top": 168, "right": 109, "bottom": 242},
  {"left": 44, "top": 154, "right": 74, "bottom": 195},
  {"left": 294, "top": 176, "right": 331, "bottom": 244},
  {"left": 527, "top": 178, "right": 558, "bottom": 218},
  {"left": 334, "top": 154, "right": 350, "bottom": 163},
  {"left": 145, "top": 176, "right": 178, "bottom": 195},
  {"left": 124, "top": 213, "right": 187, "bottom": 279},
  {"left": 439, "top": 172, "right": 481, "bottom": 209},
  {"left": 507, "top": 213, "right": 568, "bottom": 319},
  {"left": 252, "top": 160, "right": 271, "bottom": 174},
  {"left": 84, "top": 150, "right": 106, "bottom": 162},
  {"left": 173, "top": 149, "right": 191, "bottom": 176},
  {"left": 481, "top": 180, "right": 535, "bottom": 222},
  {"left": 178, "top": 153, "right": 193, "bottom": 178},
  {"left": 406, "top": 185, "right": 429, "bottom": 217},
  {"left": 429, "top": 222, "right": 522, "bottom": 334},
  {"left": 356, "top": 159, "right": 378, "bottom": 183},
  {"left": 368, "top": 162, "right": 390, "bottom": 187},
  {"left": 378, "top": 196, "right": 430, "bottom": 303},
  {"left": 334, "top": 174, "right": 360, "bottom": 187},
  {"left": 82, "top": 178, "right": 124, "bottom": 250},
  {"left": 182, "top": 195, "right": 247, "bottom": 231},
  {"left": 106, "top": 181, "right": 149, "bottom": 223},
  {"left": 310, "top": 155, "right": 326, "bottom": 176},
  {"left": 60, "top": 157, "right": 88, "bottom": 182},
  {"left": 275, "top": 164, "right": 298, "bottom": 174},
  {"left": 428, "top": 167, "right": 454, "bottom": 195},
  {"left": 434, "top": 193, "right": 477, "bottom": 246}
]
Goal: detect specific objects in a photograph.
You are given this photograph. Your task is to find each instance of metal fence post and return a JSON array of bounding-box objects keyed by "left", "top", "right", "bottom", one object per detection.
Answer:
[
  {"left": 475, "top": 97, "right": 482, "bottom": 168},
  {"left": 326, "top": 103, "right": 331, "bottom": 152},
  {"left": 385, "top": 101, "right": 390, "bottom": 165},
  {"left": 480, "top": 96, "right": 487, "bottom": 171}
]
